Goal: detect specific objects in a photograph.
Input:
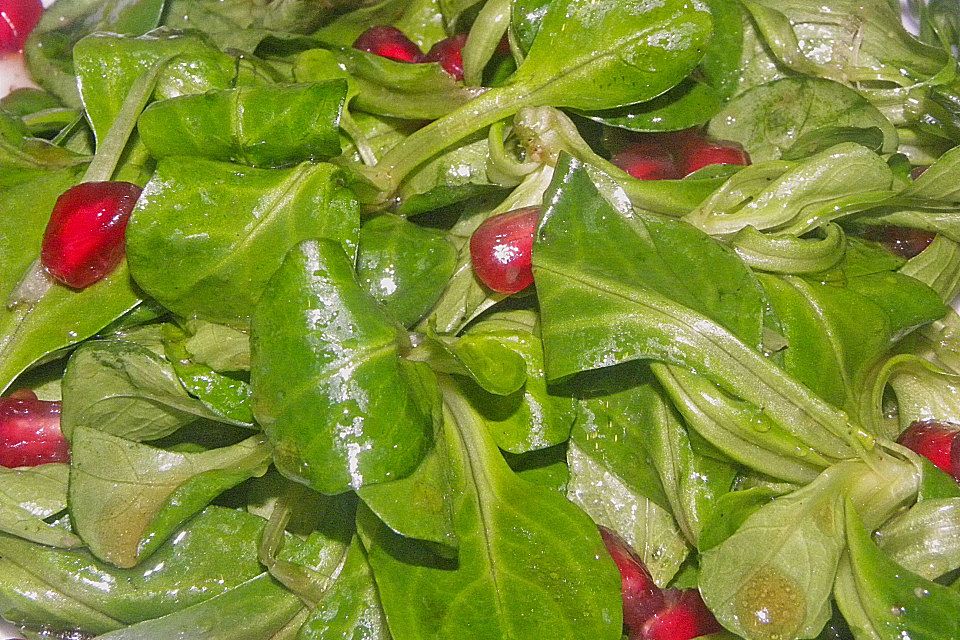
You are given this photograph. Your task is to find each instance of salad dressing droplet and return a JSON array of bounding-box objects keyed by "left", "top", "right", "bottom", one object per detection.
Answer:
[{"left": 733, "top": 567, "right": 805, "bottom": 640}]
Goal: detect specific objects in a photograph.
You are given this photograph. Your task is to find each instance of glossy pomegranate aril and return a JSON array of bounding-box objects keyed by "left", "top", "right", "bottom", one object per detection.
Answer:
[
  {"left": 0, "top": 394, "right": 69, "bottom": 467},
  {"left": 638, "top": 589, "right": 724, "bottom": 640},
  {"left": 599, "top": 527, "right": 665, "bottom": 632},
  {"left": 353, "top": 26, "right": 422, "bottom": 63},
  {"left": 898, "top": 420, "right": 960, "bottom": 474},
  {"left": 40, "top": 181, "right": 142, "bottom": 290},
  {"left": 863, "top": 226, "right": 935, "bottom": 259},
  {"left": 0, "top": 0, "right": 43, "bottom": 53},
  {"left": 470, "top": 206, "right": 539, "bottom": 294},
  {"left": 680, "top": 140, "right": 750, "bottom": 175},
  {"left": 421, "top": 33, "right": 468, "bottom": 80},
  {"left": 612, "top": 142, "right": 681, "bottom": 181}
]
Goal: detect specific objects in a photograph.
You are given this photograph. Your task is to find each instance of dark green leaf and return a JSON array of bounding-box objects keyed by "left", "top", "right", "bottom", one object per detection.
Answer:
[
  {"left": 162, "top": 0, "right": 352, "bottom": 47},
  {"left": 509, "top": 0, "right": 550, "bottom": 54},
  {"left": 359, "top": 383, "right": 623, "bottom": 640},
  {"left": 357, "top": 215, "right": 458, "bottom": 327},
  {"left": 72, "top": 31, "right": 236, "bottom": 145},
  {"left": 23, "top": 0, "right": 167, "bottom": 106},
  {"left": 127, "top": 158, "right": 359, "bottom": 325},
  {"left": 759, "top": 268, "right": 945, "bottom": 413},
  {"left": 251, "top": 239, "right": 432, "bottom": 494},
  {"left": 457, "top": 312, "right": 577, "bottom": 453},
  {"left": 0, "top": 88, "right": 62, "bottom": 118},
  {"left": 297, "top": 538, "right": 391, "bottom": 640},
  {"left": 566, "top": 365, "right": 669, "bottom": 512},
  {"left": 358, "top": 436, "right": 457, "bottom": 553},
  {"left": 583, "top": 0, "right": 744, "bottom": 132},
  {"left": 835, "top": 503, "right": 960, "bottom": 640},
  {"left": 0, "top": 111, "right": 88, "bottom": 188},
  {"left": 418, "top": 330, "right": 528, "bottom": 397},
  {"left": 533, "top": 156, "right": 856, "bottom": 460},
  {"left": 697, "top": 487, "right": 778, "bottom": 552},
  {"left": 565, "top": 371, "right": 690, "bottom": 583},
  {"left": 504, "top": 444, "right": 569, "bottom": 493},
  {"left": 138, "top": 81, "right": 347, "bottom": 167},
  {"left": 585, "top": 79, "right": 724, "bottom": 133}
]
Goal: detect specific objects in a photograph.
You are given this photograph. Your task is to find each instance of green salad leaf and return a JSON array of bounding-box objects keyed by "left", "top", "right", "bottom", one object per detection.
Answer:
[{"left": 251, "top": 239, "right": 433, "bottom": 494}]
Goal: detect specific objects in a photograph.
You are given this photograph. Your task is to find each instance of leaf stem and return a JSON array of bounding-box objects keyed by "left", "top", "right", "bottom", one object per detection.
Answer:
[{"left": 372, "top": 83, "right": 529, "bottom": 197}]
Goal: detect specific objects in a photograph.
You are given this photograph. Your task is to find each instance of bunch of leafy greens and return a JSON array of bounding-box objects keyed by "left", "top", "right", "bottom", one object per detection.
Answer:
[{"left": 2, "top": 0, "right": 960, "bottom": 638}]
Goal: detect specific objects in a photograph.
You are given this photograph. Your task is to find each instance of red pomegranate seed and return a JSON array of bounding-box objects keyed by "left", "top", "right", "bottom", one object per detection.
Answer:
[
  {"left": 611, "top": 142, "right": 681, "bottom": 180},
  {"left": 864, "top": 226, "right": 935, "bottom": 259},
  {"left": 599, "top": 527, "right": 665, "bottom": 632},
  {"left": 40, "top": 181, "right": 142, "bottom": 290},
  {"left": 898, "top": 420, "right": 960, "bottom": 475},
  {"left": 0, "top": 395, "right": 68, "bottom": 467},
  {"left": 951, "top": 433, "right": 960, "bottom": 481},
  {"left": 469, "top": 206, "right": 539, "bottom": 294},
  {"left": 0, "top": 0, "right": 42, "bottom": 53},
  {"left": 353, "top": 26, "right": 422, "bottom": 63},
  {"left": 679, "top": 139, "right": 750, "bottom": 175},
  {"left": 421, "top": 34, "right": 468, "bottom": 81},
  {"left": 638, "top": 589, "right": 724, "bottom": 640}
]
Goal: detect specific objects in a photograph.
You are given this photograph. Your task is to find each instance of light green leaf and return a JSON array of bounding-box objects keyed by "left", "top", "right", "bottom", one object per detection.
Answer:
[
  {"left": 0, "top": 507, "right": 289, "bottom": 634},
  {"left": 69, "top": 428, "right": 270, "bottom": 567},
  {"left": 686, "top": 143, "right": 894, "bottom": 238},
  {"left": 183, "top": 320, "right": 251, "bottom": 372},
  {"left": 0, "top": 464, "right": 79, "bottom": 548},
  {"left": 567, "top": 436, "right": 688, "bottom": 585},
  {"left": 708, "top": 77, "right": 898, "bottom": 162},
  {"left": 700, "top": 464, "right": 850, "bottom": 640},
  {"left": 61, "top": 337, "right": 249, "bottom": 442},
  {"left": 877, "top": 498, "right": 960, "bottom": 580},
  {"left": 0, "top": 170, "right": 140, "bottom": 395}
]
